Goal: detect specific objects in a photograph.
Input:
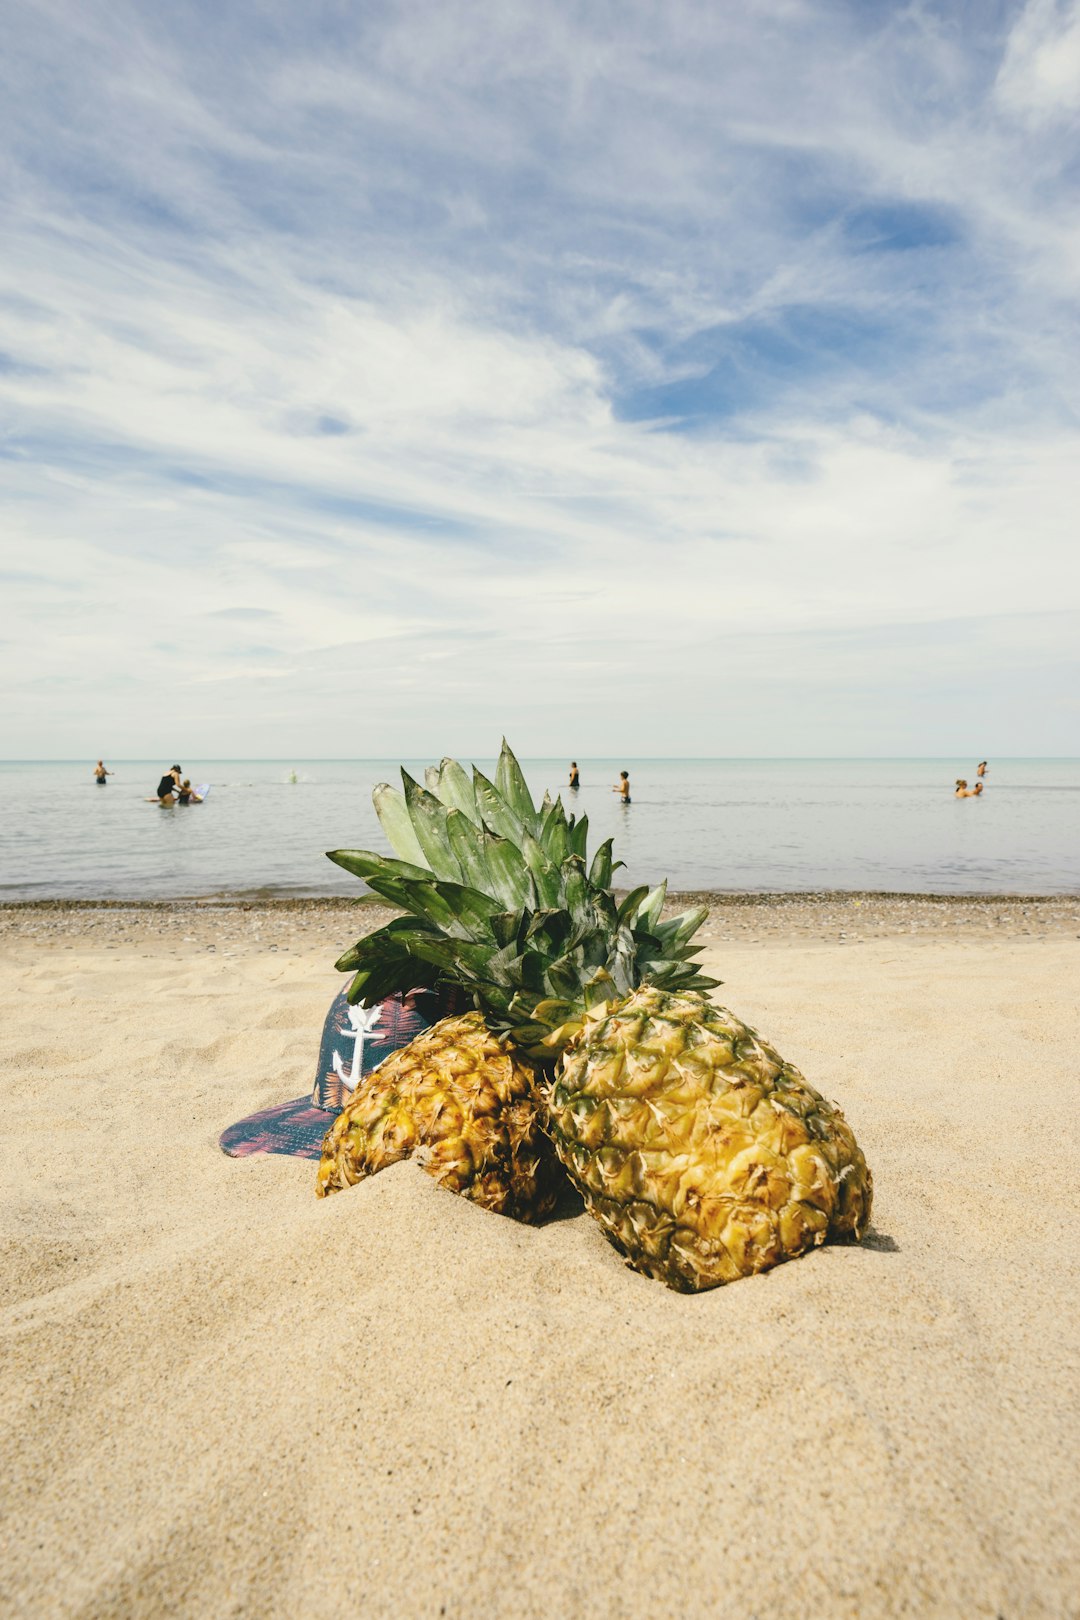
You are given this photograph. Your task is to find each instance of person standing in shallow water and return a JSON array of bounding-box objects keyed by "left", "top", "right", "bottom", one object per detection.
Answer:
[
  {"left": 977, "top": 761, "right": 989, "bottom": 778},
  {"left": 568, "top": 762, "right": 580, "bottom": 790},
  {"left": 93, "top": 760, "right": 112, "bottom": 784},
  {"left": 613, "top": 770, "right": 631, "bottom": 804},
  {"left": 155, "top": 766, "right": 182, "bottom": 805}
]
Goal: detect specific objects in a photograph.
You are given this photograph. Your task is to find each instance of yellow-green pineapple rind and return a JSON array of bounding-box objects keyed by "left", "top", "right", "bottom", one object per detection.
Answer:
[
  {"left": 544, "top": 987, "right": 872, "bottom": 1292},
  {"left": 316, "top": 1012, "right": 562, "bottom": 1223}
]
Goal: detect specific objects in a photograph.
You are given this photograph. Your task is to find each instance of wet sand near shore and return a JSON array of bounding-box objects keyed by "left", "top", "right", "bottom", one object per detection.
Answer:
[{"left": 1, "top": 898, "right": 1079, "bottom": 1618}]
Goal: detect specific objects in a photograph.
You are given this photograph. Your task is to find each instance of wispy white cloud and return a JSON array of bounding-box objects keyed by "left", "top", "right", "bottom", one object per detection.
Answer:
[
  {"left": 996, "top": 0, "right": 1080, "bottom": 120},
  {"left": 0, "top": 0, "right": 1077, "bottom": 757}
]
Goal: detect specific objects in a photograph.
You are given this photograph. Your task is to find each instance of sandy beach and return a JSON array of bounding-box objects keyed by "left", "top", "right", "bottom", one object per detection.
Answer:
[{"left": 2, "top": 896, "right": 1079, "bottom": 1619}]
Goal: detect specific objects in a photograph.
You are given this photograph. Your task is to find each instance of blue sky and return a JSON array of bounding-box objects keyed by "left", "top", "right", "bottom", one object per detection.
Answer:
[{"left": 1, "top": 0, "right": 1078, "bottom": 757}]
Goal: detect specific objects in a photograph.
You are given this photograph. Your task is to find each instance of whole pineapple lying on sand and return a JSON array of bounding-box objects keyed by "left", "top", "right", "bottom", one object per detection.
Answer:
[
  {"left": 547, "top": 985, "right": 870, "bottom": 1289},
  {"left": 319, "top": 742, "right": 872, "bottom": 1290}
]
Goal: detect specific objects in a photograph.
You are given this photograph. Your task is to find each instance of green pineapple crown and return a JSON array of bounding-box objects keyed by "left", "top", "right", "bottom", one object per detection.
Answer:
[{"left": 327, "top": 740, "right": 717, "bottom": 1059}]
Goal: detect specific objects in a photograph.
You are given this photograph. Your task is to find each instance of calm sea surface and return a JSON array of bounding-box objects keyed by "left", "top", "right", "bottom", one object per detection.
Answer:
[{"left": 1, "top": 759, "right": 1078, "bottom": 901}]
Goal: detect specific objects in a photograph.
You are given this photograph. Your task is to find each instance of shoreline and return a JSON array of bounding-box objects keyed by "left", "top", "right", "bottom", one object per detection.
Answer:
[
  {"left": 2, "top": 892, "right": 1078, "bottom": 953},
  {"left": 3, "top": 885, "right": 1080, "bottom": 909}
]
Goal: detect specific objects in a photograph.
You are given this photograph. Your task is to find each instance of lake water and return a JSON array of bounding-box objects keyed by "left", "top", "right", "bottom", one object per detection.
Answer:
[{"left": 1, "top": 758, "right": 1077, "bottom": 901}]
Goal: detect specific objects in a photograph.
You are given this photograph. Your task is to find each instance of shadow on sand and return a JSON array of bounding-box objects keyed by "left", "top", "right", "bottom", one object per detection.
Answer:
[{"left": 858, "top": 1226, "right": 900, "bottom": 1253}]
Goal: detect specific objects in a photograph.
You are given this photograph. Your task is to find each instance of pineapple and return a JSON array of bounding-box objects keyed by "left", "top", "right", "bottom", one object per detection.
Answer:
[
  {"left": 546, "top": 986, "right": 871, "bottom": 1291},
  {"left": 316, "top": 1010, "right": 560, "bottom": 1222},
  {"left": 321, "top": 741, "right": 872, "bottom": 1289}
]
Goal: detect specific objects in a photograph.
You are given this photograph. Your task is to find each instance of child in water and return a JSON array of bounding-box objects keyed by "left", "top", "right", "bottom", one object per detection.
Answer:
[{"left": 613, "top": 770, "right": 631, "bottom": 804}]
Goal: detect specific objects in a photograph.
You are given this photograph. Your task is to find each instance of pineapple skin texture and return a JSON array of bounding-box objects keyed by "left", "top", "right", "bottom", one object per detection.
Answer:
[
  {"left": 316, "top": 1011, "right": 562, "bottom": 1223},
  {"left": 545, "top": 987, "right": 873, "bottom": 1292}
]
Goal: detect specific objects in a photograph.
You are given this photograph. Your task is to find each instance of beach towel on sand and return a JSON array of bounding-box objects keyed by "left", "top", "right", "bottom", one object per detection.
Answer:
[{"left": 219, "top": 984, "right": 466, "bottom": 1160}]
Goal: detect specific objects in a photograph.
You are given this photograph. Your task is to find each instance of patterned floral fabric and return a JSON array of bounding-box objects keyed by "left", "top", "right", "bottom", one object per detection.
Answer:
[
  {"left": 311, "top": 983, "right": 465, "bottom": 1112},
  {"left": 219, "top": 1097, "right": 334, "bottom": 1161},
  {"left": 219, "top": 983, "right": 466, "bottom": 1161}
]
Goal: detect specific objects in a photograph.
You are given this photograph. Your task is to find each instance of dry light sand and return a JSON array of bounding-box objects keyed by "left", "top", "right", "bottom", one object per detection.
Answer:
[{"left": 1, "top": 899, "right": 1079, "bottom": 1619}]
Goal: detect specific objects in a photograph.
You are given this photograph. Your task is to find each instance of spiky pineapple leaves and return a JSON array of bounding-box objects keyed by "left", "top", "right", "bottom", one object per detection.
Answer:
[
  {"left": 445, "top": 809, "right": 490, "bottom": 892},
  {"left": 327, "top": 739, "right": 718, "bottom": 1056},
  {"left": 400, "top": 773, "right": 464, "bottom": 880},
  {"left": 371, "top": 783, "right": 428, "bottom": 869},
  {"left": 494, "top": 738, "right": 540, "bottom": 836},
  {"left": 434, "top": 757, "right": 479, "bottom": 822}
]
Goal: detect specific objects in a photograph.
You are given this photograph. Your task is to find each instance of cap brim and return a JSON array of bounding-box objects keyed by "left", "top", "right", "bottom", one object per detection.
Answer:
[{"left": 219, "top": 1095, "right": 337, "bottom": 1161}]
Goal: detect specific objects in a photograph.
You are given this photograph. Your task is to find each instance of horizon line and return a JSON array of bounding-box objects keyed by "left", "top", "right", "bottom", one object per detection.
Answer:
[{"left": 3, "top": 755, "right": 1077, "bottom": 765}]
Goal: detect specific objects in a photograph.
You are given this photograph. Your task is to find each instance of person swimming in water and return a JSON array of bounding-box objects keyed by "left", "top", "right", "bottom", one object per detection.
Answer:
[
  {"left": 93, "top": 760, "right": 112, "bottom": 785},
  {"left": 955, "top": 779, "right": 983, "bottom": 799},
  {"left": 613, "top": 770, "right": 631, "bottom": 804},
  {"left": 177, "top": 778, "right": 203, "bottom": 805},
  {"left": 568, "top": 761, "right": 580, "bottom": 789}
]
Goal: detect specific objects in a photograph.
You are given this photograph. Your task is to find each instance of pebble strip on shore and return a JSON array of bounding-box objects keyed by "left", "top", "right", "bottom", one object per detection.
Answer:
[{"left": 2, "top": 892, "right": 1078, "bottom": 956}]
